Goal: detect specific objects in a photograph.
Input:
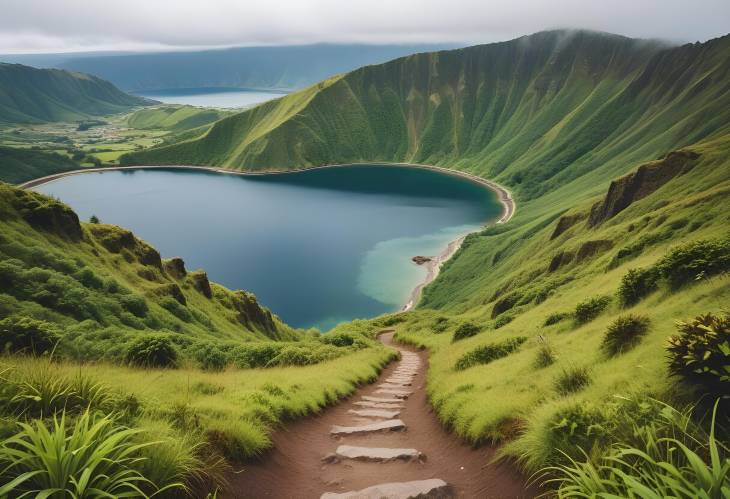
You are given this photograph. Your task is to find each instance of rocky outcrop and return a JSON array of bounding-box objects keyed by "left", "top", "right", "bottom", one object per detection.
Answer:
[
  {"left": 164, "top": 257, "right": 187, "bottom": 279},
  {"left": 11, "top": 190, "right": 82, "bottom": 240},
  {"left": 588, "top": 150, "right": 699, "bottom": 226},
  {"left": 88, "top": 224, "right": 162, "bottom": 269},
  {"left": 550, "top": 212, "right": 586, "bottom": 240},
  {"left": 155, "top": 283, "right": 187, "bottom": 305},
  {"left": 548, "top": 250, "right": 575, "bottom": 272},
  {"left": 412, "top": 256, "right": 432, "bottom": 265},
  {"left": 576, "top": 240, "right": 613, "bottom": 262},
  {"left": 231, "top": 291, "right": 277, "bottom": 333},
  {"left": 188, "top": 270, "right": 213, "bottom": 298},
  {"left": 491, "top": 292, "right": 520, "bottom": 318}
]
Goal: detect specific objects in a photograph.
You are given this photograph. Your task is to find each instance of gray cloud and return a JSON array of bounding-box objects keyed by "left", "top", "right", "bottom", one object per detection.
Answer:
[{"left": 1, "top": 0, "right": 729, "bottom": 53}]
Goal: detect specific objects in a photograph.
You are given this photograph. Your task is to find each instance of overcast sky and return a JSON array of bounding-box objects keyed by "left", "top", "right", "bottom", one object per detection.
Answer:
[{"left": 1, "top": 0, "right": 729, "bottom": 54}]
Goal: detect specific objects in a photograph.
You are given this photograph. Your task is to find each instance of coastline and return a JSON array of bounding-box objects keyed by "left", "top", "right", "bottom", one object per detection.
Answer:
[{"left": 18, "top": 161, "right": 516, "bottom": 312}]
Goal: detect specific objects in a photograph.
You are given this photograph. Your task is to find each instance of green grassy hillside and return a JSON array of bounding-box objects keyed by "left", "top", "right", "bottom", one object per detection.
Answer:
[
  {"left": 125, "top": 105, "right": 228, "bottom": 133},
  {"left": 124, "top": 28, "right": 730, "bottom": 492},
  {"left": 0, "top": 181, "right": 397, "bottom": 495},
  {"left": 0, "top": 63, "right": 152, "bottom": 123},
  {"left": 0, "top": 146, "right": 79, "bottom": 184},
  {"left": 124, "top": 31, "right": 729, "bottom": 203}
]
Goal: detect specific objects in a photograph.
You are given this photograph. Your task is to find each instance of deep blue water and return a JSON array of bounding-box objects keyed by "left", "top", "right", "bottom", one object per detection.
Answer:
[
  {"left": 36, "top": 165, "right": 501, "bottom": 330},
  {"left": 134, "top": 87, "right": 287, "bottom": 108}
]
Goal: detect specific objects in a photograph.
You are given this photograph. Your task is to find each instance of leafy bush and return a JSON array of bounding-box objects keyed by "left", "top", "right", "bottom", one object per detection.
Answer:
[
  {"left": 667, "top": 312, "right": 730, "bottom": 396},
  {"left": 617, "top": 267, "right": 660, "bottom": 306},
  {"left": 265, "top": 344, "right": 339, "bottom": 367},
  {"left": 194, "top": 343, "right": 228, "bottom": 372},
  {"left": 543, "top": 312, "right": 570, "bottom": 327},
  {"left": 494, "top": 314, "right": 514, "bottom": 329},
  {"left": 574, "top": 295, "right": 611, "bottom": 325},
  {"left": 602, "top": 314, "right": 651, "bottom": 356},
  {"left": 452, "top": 322, "right": 481, "bottom": 342},
  {"left": 544, "top": 402, "right": 612, "bottom": 463},
  {"left": 542, "top": 401, "right": 729, "bottom": 498},
  {"left": 455, "top": 337, "right": 527, "bottom": 370},
  {"left": 320, "top": 331, "right": 368, "bottom": 349},
  {"left": 160, "top": 297, "right": 193, "bottom": 323},
  {"left": 534, "top": 336, "right": 556, "bottom": 368},
  {"left": 0, "top": 316, "right": 59, "bottom": 355},
  {"left": 554, "top": 366, "right": 592, "bottom": 395},
  {"left": 231, "top": 343, "right": 283, "bottom": 369},
  {"left": 0, "top": 410, "right": 181, "bottom": 497},
  {"left": 120, "top": 294, "right": 148, "bottom": 318},
  {"left": 126, "top": 335, "right": 179, "bottom": 368},
  {"left": 656, "top": 237, "right": 730, "bottom": 289},
  {"left": 432, "top": 317, "right": 450, "bottom": 333}
]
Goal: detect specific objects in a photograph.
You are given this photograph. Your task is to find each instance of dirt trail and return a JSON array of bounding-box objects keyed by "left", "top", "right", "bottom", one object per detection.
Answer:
[{"left": 225, "top": 331, "right": 536, "bottom": 498}]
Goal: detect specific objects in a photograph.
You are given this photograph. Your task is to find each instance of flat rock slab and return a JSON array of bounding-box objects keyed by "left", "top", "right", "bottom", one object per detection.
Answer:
[
  {"left": 353, "top": 401, "right": 404, "bottom": 409},
  {"left": 330, "top": 419, "right": 406, "bottom": 436},
  {"left": 386, "top": 378, "right": 413, "bottom": 385},
  {"left": 379, "top": 383, "right": 411, "bottom": 390},
  {"left": 321, "top": 479, "right": 453, "bottom": 499},
  {"left": 348, "top": 408, "right": 401, "bottom": 419},
  {"left": 375, "top": 389, "right": 412, "bottom": 399},
  {"left": 362, "top": 396, "right": 403, "bottom": 403},
  {"left": 335, "top": 445, "right": 422, "bottom": 462}
]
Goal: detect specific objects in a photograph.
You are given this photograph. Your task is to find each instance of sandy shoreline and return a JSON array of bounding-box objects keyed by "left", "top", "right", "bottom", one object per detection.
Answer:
[{"left": 19, "top": 162, "right": 515, "bottom": 312}]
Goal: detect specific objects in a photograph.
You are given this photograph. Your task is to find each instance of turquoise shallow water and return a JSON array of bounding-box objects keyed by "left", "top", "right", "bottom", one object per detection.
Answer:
[{"left": 36, "top": 165, "right": 501, "bottom": 330}]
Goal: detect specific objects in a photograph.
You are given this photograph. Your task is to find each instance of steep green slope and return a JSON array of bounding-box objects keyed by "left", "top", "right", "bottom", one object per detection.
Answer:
[
  {"left": 0, "top": 63, "right": 152, "bottom": 123},
  {"left": 125, "top": 30, "right": 729, "bottom": 206},
  {"left": 0, "top": 146, "right": 79, "bottom": 184},
  {"left": 125, "top": 105, "right": 228, "bottom": 132},
  {"left": 0, "top": 182, "right": 303, "bottom": 362}
]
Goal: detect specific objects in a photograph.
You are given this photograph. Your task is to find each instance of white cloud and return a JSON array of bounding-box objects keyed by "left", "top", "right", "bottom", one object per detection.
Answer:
[{"left": 1, "top": 0, "right": 729, "bottom": 53}]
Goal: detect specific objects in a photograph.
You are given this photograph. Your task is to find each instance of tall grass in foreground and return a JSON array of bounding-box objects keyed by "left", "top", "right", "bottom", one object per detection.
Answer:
[
  {"left": 0, "top": 410, "right": 183, "bottom": 497},
  {"left": 538, "top": 401, "right": 730, "bottom": 498}
]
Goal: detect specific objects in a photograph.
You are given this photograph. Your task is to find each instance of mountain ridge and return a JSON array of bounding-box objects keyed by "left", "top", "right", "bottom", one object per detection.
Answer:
[{"left": 0, "top": 63, "right": 153, "bottom": 123}]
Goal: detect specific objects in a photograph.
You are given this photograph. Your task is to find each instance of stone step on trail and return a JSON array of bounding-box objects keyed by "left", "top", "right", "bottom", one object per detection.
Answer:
[
  {"left": 320, "top": 479, "right": 453, "bottom": 499},
  {"left": 374, "top": 389, "right": 412, "bottom": 399},
  {"left": 362, "top": 395, "right": 404, "bottom": 403},
  {"left": 379, "top": 383, "right": 411, "bottom": 390},
  {"left": 353, "top": 401, "right": 403, "bottom": 409},
  {"left": 330, "top": 419, "right": 406, "bottom": 436},
  {"left": 333, "top": 445, "right": 423, "bottom": 463},
  {"left": 385, "top": 379, "right": 413, "bottom": 386},
  {"left": 347, "top": 408, "right": 400, "bottom": 419}
]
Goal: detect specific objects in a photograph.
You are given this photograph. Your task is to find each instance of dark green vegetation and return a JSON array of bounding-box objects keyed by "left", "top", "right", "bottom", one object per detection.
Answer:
[
  {"left": 0, "top": 147, "right": 78, "bottom": 185},
  {"left": 0, "top": 63, "right": 151, "bottom": 123}
]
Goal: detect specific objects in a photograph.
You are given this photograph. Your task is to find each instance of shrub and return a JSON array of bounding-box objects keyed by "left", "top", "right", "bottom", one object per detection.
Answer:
[
  {"left": 667, "top": 312, "right": 730, "bottom": 396},
  {"left": 656, "top": 237, "right": 730, "bottom": 289},
  {"left": 265, "top": 345, "right": 339, "bottom": 367},
  {"left": 617, "top": 267, "right": 660, "bottom": 306},
  {"left": 120, "top": 294, "right": 148, "bottom": 318},
  {"left": 544, "top": 312, "right": 570, "bottom": 327},
  {"left": 494, "top": 314, "right": 514, "bottom": 329},
  {"left": 320, "top": 332, "right": 355, "bottom": 347},
  {"left": 452, "top": 322, "right": 481, "bottom": 342},
  {"left": 554, "top": 366, "right": 592, "bottom": 395},
  {"left": 455, "top": 337, "right": 527, "bottom": 370},
  {"left": 160, "top": 297, "right": 192, "bottom": 322},
  {"left": 204, "top": 419, "right": 269, "bottom": 461},
  {"left": 545, "top": 402, "right": 612, "bottom": 463},
  {"left": 432, "top": 317, "right": 450, "bottom": 333},
  {"left": 126, "top": 335, "right": 178, "bottom": 368},
  {"left": 194, "top": 343, "right": 228, "bottom": 372},
  {"left": 0, "top": 410, "right": 181, "bottom": 497},
  {"left": 534, "top": 336, "right": 556, "bottom": 368},
  {"left": 602, "top": 314, "right": 650, "bottom": 356},
  {"left": 0, "top": 316, "right": 60, "bottom": 355},
  {"left": 574, "top": 296, "right": 611, "bottom": 325},
  {"left": 231, "top": 343, "right": 283, "bottom": 368}
]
